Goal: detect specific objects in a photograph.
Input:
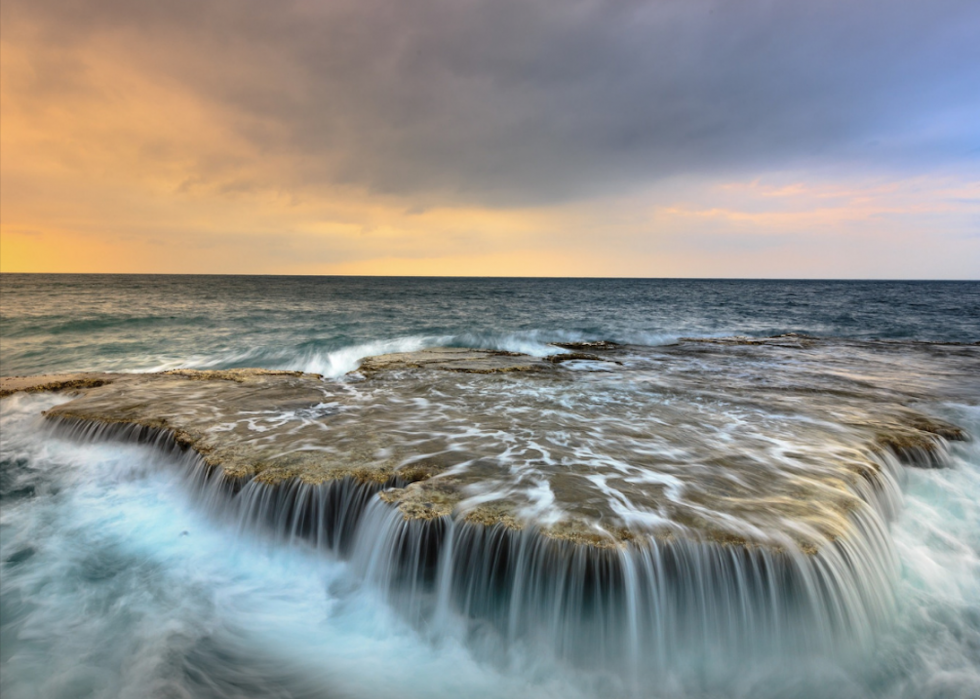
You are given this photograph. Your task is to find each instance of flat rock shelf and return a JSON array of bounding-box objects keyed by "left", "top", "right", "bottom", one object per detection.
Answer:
[{"left": 3, "top": 337, "right": 977, "bottom": 670}]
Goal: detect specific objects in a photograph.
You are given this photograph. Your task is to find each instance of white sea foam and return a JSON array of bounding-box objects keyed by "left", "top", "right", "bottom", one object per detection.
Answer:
[
  {"left": 291, "top": 330, "right": 575, "bottom": 377},
  {"left": 294, "top": 335, "right": 447, "bottom": 376}
]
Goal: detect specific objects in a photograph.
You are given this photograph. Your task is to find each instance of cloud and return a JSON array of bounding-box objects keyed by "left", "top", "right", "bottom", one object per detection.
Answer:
[{"left": 4, "top": 0, "right": 978, "bottom": 206}]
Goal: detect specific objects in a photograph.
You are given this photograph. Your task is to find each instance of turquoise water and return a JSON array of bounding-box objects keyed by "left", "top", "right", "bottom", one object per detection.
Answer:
[{"left": 1, "top": 275, "right": 979, "bottom": 699}]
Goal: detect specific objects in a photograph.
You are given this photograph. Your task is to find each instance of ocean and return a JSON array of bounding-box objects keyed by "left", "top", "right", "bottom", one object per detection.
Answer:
[
  {"left": 2, "top": 275, "right": 978, "bottom": 377},
  {"left": 1, "top": 274, "right": 979, "bottom": 699}
]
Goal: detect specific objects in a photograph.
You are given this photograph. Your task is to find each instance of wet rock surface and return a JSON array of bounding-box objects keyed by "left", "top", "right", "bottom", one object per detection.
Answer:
[
  {"left": 0, "top": 373, "right": 122, "bottom": 398},
  {"left": 3, "top": 338, "right": 977, "bottom": 553},
  {"left": 356, "top": 347, "right": 556, "bottom": 375}
]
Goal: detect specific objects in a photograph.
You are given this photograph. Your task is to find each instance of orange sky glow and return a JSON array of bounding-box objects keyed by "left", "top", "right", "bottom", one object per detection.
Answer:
[{"left": 2, "top": 1, "right": 977, "bottom": 278}]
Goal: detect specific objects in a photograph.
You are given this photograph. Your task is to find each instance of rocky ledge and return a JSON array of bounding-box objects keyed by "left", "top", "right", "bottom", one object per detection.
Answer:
[{"left": 1, "top": 339, "right": 975, "bottom": 553}]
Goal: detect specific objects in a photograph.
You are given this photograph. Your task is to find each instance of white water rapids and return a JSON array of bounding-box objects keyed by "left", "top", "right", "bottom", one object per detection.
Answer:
[{"left": 2, "top": 391, "right": 979, "bottom": 699}]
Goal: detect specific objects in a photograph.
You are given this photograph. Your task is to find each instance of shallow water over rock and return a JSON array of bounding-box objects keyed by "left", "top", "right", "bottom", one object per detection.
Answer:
[{"left": 16, "top": 338, "right": 972, "bottom": 548}]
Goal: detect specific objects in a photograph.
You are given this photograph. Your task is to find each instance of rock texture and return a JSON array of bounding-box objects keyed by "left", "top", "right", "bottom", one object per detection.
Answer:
[{"left": 2, "top": 339, "right": 975, "bottom": 553}]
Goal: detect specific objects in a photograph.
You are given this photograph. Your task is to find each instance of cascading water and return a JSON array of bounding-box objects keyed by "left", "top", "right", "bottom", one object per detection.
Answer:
[
  {"left": 22, "top": 347, "right": 959, "bottom": 688},
  {"left": 4, "top": 392, "right": 979, "bottom": 699},
  {"left": 348, "top": 492, "right": 901, "bottom": 675}
]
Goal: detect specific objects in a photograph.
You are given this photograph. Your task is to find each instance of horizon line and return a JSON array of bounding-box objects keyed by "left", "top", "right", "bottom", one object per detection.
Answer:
[{"left": 1, "top": 272, "right": 977, "bottom": 283}]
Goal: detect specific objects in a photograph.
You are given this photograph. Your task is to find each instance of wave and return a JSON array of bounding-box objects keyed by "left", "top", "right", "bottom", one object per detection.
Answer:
[{"left": 140, "top": 330, "right": 685, "bottom": 379}]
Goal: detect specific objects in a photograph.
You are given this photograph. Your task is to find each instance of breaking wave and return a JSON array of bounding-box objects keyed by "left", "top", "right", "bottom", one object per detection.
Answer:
[{"left": 144, "top": 330, "right": 683, "bottom": 379}]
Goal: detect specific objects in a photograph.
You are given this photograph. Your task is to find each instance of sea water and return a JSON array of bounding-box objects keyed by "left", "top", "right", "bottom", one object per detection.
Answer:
[
  {"left": 2, "top": 276, "right": 977, "bottom": 377},
  {"left": 1, "top": 275, "right": 978, "bottom": 698}
]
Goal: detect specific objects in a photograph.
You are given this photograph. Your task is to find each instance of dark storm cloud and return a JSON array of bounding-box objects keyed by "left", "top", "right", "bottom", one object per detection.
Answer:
[{"left": 4, "top": 0, "right": 978, "bottom": 205}]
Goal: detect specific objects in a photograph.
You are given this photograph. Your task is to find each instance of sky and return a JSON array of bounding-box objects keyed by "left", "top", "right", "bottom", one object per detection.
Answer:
[{"left": 1, "top": 0, "right": 978, "bottom": 277}]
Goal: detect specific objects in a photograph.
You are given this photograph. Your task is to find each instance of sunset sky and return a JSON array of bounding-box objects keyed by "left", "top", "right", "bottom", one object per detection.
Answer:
[{"left": 1, "top": 0, "right": 977, "bottom": 277}]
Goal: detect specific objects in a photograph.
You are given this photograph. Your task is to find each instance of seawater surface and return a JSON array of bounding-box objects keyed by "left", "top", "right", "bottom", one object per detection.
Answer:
[
  {"left": 2, "top": 275, "right": 977, "bottom": 376},
  {"left": 1, "top": 275, "right": 979, "bottom": 699}
]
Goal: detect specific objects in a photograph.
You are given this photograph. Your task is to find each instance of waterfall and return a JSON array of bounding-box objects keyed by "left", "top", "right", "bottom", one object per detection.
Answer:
[{"left": 41, "top": 411, "right": 944, "bottom": 682}]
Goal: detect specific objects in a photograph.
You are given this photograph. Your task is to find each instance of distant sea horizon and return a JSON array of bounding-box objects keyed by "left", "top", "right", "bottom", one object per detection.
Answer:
[{"left": 3, "top": 271, "right": 978, "bottom": 280}]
